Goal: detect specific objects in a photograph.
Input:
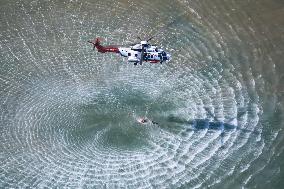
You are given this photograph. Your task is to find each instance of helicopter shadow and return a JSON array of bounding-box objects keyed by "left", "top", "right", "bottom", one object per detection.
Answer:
[{"left": 166, "top": 108, "right": 260, "bottom": 145}]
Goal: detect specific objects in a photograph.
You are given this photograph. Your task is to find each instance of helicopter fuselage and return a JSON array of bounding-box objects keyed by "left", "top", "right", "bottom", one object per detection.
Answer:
[
  {"left": 88, "top": 38, "right": 171, "bottom": 65},
  {"left": 118, "top": 44, "right": 171, "bottom": 64}
]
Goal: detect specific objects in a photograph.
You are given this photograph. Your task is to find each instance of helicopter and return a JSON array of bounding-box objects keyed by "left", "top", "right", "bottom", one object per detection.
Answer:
[
  {"left": 86, "top": 8, "right": 190, "bottom": 65},
  {"left": 87, "top": 36, "right": 171, "bottom": 65}
]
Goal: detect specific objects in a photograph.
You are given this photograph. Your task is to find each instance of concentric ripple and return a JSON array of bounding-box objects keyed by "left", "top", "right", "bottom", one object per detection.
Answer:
[{"left": 1, "top": 0, "right": 284, "bottom": 188}]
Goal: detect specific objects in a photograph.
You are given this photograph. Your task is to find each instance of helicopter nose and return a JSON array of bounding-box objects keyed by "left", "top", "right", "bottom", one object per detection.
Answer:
[{"left": 167, "top": 53, "right": 171, "bottom": 60}]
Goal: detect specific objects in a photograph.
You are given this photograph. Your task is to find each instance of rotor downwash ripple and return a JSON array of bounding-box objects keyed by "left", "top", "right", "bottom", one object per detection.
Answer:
[{"left": 0, "top": 0, "right": 283, "bottom": 188}]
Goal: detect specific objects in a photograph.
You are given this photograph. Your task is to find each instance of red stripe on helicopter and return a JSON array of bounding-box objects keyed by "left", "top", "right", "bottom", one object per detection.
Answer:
[
  {"left": 149, "top": 60, "right": 160, "bottom": 63},
  {"left": 104, "top": 46, "right": 119, "bottom": 53},
  {"left": 97, "top": 46, "right": 119, "bottom": 53}
]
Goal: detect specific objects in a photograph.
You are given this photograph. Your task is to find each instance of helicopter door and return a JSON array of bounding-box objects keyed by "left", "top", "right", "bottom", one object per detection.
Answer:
[
  {"left": 162, "top": 52, "right": 167, "bottom": 60},
  {"left": 158, "top": 53, "right": 162, "bottom": 60}
]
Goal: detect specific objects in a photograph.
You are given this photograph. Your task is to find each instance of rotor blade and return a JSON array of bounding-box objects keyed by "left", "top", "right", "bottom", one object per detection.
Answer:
[
  {"left": 146, "top": 11, "right": 188, "bottom": 42},
  {"left": 88, "top": 40, "right": 96, "bottom": 50},
  {"left": 137, "top": 36, "right": 142, "bottom": 41},
  {"left": 139, "top": 46, "right": 145, "bottom": 65},
  {"left": 109, "top": 43, "right": 136, "bottom": 47},
  {"left": 146, "top": 36, "right": 154, "bottom": 42}
]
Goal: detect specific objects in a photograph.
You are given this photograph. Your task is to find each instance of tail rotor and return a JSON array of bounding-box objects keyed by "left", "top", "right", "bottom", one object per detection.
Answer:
[{"left": 88, "top": 38, "right": 103, "bottom": 50}]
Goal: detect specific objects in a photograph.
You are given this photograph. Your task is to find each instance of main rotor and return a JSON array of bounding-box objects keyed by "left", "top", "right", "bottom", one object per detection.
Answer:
[{"left": 136, "top": 36, "right": 154, "bottom": 65}]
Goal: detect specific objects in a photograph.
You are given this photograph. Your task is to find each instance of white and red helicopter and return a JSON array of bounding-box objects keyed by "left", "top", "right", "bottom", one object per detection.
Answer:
[{"left": 88, "top": 37, "right": 171, "bottom": 65}]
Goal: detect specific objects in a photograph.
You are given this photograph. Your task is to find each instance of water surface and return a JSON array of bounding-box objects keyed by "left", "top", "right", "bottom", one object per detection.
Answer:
[{"left": 0, "top": 0, "right": 284, "bottom": 188}]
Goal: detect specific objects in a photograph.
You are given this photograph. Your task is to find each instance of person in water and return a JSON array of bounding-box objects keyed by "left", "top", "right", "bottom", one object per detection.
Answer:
[{"left": 138, "top": 117, "right": 158, "bottom": 125}]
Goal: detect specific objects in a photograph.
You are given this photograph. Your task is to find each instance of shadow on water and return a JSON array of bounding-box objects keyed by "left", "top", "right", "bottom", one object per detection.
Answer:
[{"left": 161, "top": 108, "right": 261, "bottom": 145}]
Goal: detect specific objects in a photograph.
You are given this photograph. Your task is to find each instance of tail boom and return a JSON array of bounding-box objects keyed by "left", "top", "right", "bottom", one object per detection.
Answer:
[{"left": 88, "top": 38, "right": 119, "bottom": 53}]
